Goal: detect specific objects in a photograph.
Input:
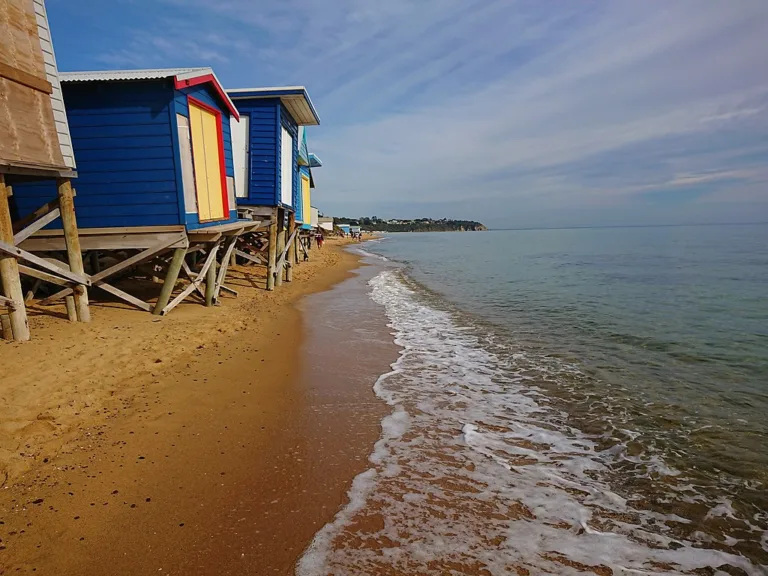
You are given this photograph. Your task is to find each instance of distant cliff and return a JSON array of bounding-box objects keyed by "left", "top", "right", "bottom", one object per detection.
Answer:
[{"left": 335, "top": 217, "right": 487, "bottom": 233}]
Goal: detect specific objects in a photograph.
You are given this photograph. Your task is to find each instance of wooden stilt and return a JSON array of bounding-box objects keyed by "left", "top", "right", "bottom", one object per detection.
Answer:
[
  {"left": 275, "top": 208, "right": 285, "bottom": 287},
  {"left": 1, "top": 313, "right": 11, "bottom": 340},
  {"left": 213, "top": 236, "right": 238, "bottom": 303},
  {"left": 56, "top": 179, "right": 90, "bottom": 323},
  {"left": 64, "top": 295, "right": 77, "bottom": 322},
  {"left": 229, "top": 251, "right": 237, "bottom": 267},
  {"left": 286, "top": 211, "right": 296, "bottom": 282},
  {"left": 89, "top": 251, "right": 101, "bottom": 274},
  {"left": 266, "top": 209, "right": 278, "bottom": 291},
  {"left": 161, "top": 243, "right": 219, "bottom": 315},
  {"left": 297, "top": 234, "right": 303, "bottom": 262},
  {"left": 153, "top": 247, "right": 186, "bottom": 315},
  {"left": 0, "top": 176, "right": 30, "bottom": 341},
  {"left": 205, "top": 258, "right": 216, "bottom": 307}
]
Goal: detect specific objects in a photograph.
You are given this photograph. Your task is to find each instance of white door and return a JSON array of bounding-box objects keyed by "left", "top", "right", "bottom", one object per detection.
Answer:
[
  {"left": 280, "top": 126, "right": 293, "bottom": 207},
  {"left": 231, "top": 115, "right": 249, "bottom": 198}
]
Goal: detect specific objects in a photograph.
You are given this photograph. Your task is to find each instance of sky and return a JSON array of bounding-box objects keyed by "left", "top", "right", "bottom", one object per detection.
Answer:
[{"left": 47, "top": 0, "right": 768, "bottom": 229}]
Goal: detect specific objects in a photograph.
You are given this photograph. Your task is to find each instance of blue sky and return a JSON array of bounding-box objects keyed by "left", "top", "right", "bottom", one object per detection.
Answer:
[{"left": 47, "top": 0, "right": 768, "bottom": 228}]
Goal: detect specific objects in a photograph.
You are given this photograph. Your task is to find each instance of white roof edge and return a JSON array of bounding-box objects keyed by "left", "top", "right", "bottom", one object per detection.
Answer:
[
  {"left": 227, "top": 86, "right": 320, "bottom": 125},
  {"left": 226, "top": 86, "right": 307, "bottom": 94}
]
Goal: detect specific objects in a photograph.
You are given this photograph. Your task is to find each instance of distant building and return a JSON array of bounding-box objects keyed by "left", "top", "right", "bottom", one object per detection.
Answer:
[{"left": 318, "top": 216, "right": 334, "bottom": 232}]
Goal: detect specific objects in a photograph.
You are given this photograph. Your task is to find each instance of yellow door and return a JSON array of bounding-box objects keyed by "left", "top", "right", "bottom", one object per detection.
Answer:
[
  {"left": 189, "top": 103, "right": 226, "bottom": 221},
  {"left": 301, "top": 175, "right": 311, "bottom": 226}
]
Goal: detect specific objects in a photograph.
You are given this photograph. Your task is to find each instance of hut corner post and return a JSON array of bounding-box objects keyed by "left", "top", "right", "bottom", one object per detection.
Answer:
[
  {"left": 266, "top": 208, "right": 278, "bottom": 291},
  {"left": 56, "top": 179, "right": 91, "bottom": 323},
  {"left": 286, "top": 211, "right": 296, "bottom": 282},
  {"left": 0, "top": 175, "right": 31, "bottom": 341},
  {"left": 275, "top": 208, "right": 286, "bottom": 288}
]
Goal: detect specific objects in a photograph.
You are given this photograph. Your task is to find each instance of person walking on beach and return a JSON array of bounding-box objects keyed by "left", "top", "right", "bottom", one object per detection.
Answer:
[{"left": 316, "top": 233, "right": 323, "bottom": 249}]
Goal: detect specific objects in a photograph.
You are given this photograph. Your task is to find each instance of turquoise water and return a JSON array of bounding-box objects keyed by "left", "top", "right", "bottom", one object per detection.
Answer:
[{"left": 299, "top": 224, "right": 768, "bottom": 575}]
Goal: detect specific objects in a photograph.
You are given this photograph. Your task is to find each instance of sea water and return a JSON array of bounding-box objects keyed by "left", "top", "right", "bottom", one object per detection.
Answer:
[{"left": 298, "top": 224, "right": 768, "bottom": 575}]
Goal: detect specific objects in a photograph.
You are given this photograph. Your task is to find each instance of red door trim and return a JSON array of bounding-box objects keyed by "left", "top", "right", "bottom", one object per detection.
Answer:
[{"left": 187, "top": 96, "right": 229, "bottom": 220}]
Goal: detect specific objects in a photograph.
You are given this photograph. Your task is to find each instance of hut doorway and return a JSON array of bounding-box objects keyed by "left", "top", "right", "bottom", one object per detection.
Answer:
[
  {"left": 280, "top": 126, "right": 293, "bottom": 206},
  {"left": 231, "top": 115, "right": 249, "bottom": 199},
  {"left": 188, "top": 99, "right": 228, "bottom": 222}
]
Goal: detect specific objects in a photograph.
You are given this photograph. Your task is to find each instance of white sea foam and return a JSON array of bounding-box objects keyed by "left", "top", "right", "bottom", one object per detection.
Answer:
[
  {"left": 297, "top": 270, "right": 766, "bottom": 575},
  {"left": 353, "top": 246, "right": 389, "bottom": 262}
]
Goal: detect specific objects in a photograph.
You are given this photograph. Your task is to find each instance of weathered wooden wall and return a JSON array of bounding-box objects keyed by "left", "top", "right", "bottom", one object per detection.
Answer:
[{"left": 0, "top": 0, "right": 66, "bottom": 171}]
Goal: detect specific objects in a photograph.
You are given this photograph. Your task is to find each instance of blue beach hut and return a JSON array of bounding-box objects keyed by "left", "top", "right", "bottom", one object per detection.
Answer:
[
  {"left": 226, "top": 86, "right": 320, "bottom": 212},
  {"left": 226, "top": 86, "right": 320, "bottom": 288},
  {"left": 296, "top": 127, "right": 323, "bottom": 231},
  {"left": 13, "top": 68, "right": 242, "bottom": 230},
  {"left": 12, "top": 68, "right": 257, "bottom": 314}
]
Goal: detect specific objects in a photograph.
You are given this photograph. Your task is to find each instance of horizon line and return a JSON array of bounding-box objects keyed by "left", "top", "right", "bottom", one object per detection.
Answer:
[{"left": 489, "top": 221, "right": 768, "bottom": 232}]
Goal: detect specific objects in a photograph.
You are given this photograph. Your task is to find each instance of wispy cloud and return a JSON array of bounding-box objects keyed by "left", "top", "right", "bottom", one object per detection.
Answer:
[{"left": 47, "top": 0, "right": 768, "bottom": 226}]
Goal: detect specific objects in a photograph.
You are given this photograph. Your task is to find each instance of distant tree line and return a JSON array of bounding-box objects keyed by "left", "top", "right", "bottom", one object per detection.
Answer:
[{"left": 334, "top": 216, "right": 487, "bottom": 232}]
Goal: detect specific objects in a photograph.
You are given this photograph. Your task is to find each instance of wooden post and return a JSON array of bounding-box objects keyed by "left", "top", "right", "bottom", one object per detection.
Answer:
[
  {"left": 286, "top": 211, "right": 296, "bottom": 282},
  {"left": 266, "top": 209, "right": 278, "bottom": 291},
  {"left": 64, "top": 295, "right": 77, "bottom": 322},
  {"left": 89, "top": 251, "right": 100, "bottom": 274},
  {"left": 275, "top": 208, "right": 285, "bottom": 287},
  {"left": 0, "top": 176, "right": 30, "bottom": 341},
  {"left": 1, "top": 313, "right": 11, "bottom": 340},
  {"left": 56, "top": 179, "right": 90, "bottom": 323},
  {"left": 229, "top": 251, "right": 237, "bottom": 267},
  {"left": 205, "top": 258, "right": 216, "bottom": 307},
  {"left": 153, "top": 247, "right": 185, "bottom": 315}
]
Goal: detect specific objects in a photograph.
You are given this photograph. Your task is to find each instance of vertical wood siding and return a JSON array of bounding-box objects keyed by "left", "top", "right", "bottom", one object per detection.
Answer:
[
  {"left": 174, "top": 83, "right": 238, "bottom": 229},
  {"left": 33, "top": 0, "right": 75, "bottom": 168},
  {"left": 174, "top": 85, "right": 234, "bottom": 177}
]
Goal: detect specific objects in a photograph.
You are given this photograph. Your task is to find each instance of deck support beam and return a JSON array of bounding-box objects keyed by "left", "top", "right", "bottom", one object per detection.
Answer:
[
  {"left": 266, "top": 209, "right": 278, "bottom": 291},
  {"left": 57, "top": 179, "right": 90, "bottom": 323},
  {"left": 286, "top": 211, "right": 296, "bottom": 282},
  {"left": 64, "top": 295, "right": 77, "bottom": 322},
  {"left": 153, "top": 247, "right": 186, "bottom": 315},
  {"left": 160, "top": 242, "right": 219, "bottom": 315},
  {"left": 0, "top": 176, "right": 29, "bottom": 341},
  {"left": 213, "top": 236, "right": 238, "bottom": 303},
  {"left": 275, "top": 208, "right": 285, "bottom": 288},
  {"left": 205, "top": 257, "right": 216, "bottom": 307}
]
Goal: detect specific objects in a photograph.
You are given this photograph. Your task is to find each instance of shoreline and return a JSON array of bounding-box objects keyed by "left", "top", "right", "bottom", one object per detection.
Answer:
[{"left": 0, "top": 240, "right": 395, "bottom": 574}]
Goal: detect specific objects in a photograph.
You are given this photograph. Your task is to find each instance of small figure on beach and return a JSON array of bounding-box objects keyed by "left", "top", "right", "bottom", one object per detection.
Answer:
[{"left": 316, "top": 233, "right": 324, "bottom": 249}]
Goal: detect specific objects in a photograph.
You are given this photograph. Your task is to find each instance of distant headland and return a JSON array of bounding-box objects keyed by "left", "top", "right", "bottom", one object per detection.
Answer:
[{"left": 333, "top": 216, "right": 487, "bottom": 232}]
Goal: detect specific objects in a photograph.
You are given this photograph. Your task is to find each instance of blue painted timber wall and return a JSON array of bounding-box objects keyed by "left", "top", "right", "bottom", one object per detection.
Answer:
[
  {"left": 230, "top": 98, "right": 298, "bottom": 210},
  {"left": 11, "top": 78, "right": 238, "bottom": 230}
]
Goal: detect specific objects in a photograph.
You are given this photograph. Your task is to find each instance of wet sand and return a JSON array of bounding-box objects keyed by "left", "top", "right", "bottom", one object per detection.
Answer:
[{"left": 0, "top": 240, "right": 396, "bottom": 575}]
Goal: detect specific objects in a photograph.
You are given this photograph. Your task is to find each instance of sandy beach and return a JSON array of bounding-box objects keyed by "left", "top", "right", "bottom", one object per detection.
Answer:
[{"left": 0, "top": 239, "right": 395, "bottom": 575}]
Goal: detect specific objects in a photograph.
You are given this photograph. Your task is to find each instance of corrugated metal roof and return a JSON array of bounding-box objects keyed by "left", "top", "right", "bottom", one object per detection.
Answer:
[
  {"left": 60, "top": 67, "right": 210, "bottom": 82},
  {"left": 226, "top": 86, "right": 320, "bottom": 126},
  {"left": 59, "top": 67, "right": 239, "bottom": 120}
]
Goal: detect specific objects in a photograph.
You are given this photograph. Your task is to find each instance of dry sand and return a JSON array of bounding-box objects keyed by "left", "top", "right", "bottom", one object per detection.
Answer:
[{"left": 0, "top": 239, "right": 394, "bottom": 575}]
